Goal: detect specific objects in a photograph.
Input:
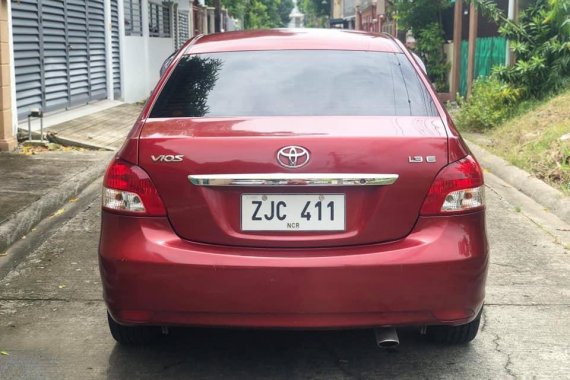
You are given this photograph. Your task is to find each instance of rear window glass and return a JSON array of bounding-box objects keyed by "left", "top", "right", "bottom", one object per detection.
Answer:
[{"left": 150, "top": 50, "right": 437, "bottom": 118}]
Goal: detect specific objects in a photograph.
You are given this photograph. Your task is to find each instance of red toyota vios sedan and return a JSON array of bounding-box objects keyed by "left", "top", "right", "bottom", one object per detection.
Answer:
[{"left": 99, "top": 29, "right": 488, "bottom": 346}]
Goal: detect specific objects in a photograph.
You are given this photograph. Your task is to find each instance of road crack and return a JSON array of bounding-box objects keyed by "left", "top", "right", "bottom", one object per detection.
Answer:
[
  {"left": 317, "top": 336, "right": 361, "bottom": 379},
  {"left": 482, "top": 311, "right": 516, "bottom": 378},
  {"left": 492, "top": 332, "right": 516, "bottom": 378},
  {"left": 490, "top": 262, "right": 518, "bottom": 269}
]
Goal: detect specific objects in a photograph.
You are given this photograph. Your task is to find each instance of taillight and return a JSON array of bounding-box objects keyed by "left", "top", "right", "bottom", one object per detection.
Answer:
[
  {"left": 102, "top": 159, "right": 166, "bottom": 216},
  {"left": 420, "top": 155, "right": 485, "bottom": 215}
]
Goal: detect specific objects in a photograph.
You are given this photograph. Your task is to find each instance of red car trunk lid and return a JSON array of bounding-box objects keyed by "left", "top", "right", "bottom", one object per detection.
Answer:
[{"left": 138, "top": 116, "right": 448, "bottom": 248}]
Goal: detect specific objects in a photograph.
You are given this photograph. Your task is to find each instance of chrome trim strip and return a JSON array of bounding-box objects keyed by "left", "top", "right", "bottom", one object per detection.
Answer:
[{"left": 188, "top": 173, "right": 399, "bottom": 187}]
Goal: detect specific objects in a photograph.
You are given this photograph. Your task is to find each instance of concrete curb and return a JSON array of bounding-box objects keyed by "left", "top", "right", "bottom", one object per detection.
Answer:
[
  {"left": 17, "top": 129, "right": 116, "bottom": 151},
  {"left": 0, "top": 178, "right": 104, "bottom": 279},
  {"left": 0, "top": 152, "right": 113, "bottom": 255},
  {"left": 467, "top": 140, "right": 570, "bottom": 225},
  {"left": 48, "top": 133, "right": 116, "bottom": 152}
]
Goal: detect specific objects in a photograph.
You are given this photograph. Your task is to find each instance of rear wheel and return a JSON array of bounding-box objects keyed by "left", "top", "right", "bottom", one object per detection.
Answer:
[
  {"left": 426, "top": 307, "right": 483, "bottom": 344},
  {"left": 107, "top": 312, "right": 162, "bottom": 345}
]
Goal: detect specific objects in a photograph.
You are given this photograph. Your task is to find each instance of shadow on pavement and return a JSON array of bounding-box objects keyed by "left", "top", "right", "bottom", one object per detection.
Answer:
[{"left": 106, "top": 327, "right": 477, "bottom": 379}]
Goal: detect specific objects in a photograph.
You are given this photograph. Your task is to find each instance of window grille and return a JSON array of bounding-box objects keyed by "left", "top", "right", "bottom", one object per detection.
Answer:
[
  {"left": 149, "top": 2, "right": 172, "bottom": 38},
  {"left": 176, "top": 12, "right": 190, "bottom": 48},
  {"left": 124, "top": 0, "right": 143, "bottom": 36}
]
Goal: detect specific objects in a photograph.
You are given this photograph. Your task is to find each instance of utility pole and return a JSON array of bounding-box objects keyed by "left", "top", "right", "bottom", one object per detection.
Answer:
[
  {"left": 466, "top": 2, "right": 478, "bottom": 98},
  {"left": 506, "top": 0, "right": 519, "bottom": 66},
  {"left": 451, "top": 0, "right": 463, "bottom": 100},
  {"left": 214, "top": 0, "right": 221, "bottom": 32}
]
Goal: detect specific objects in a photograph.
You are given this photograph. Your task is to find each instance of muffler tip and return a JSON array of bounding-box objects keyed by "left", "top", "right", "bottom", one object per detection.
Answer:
[
  {"left": 374, "top": 327, "right": 400, "bottom": 348},
  {"left": 377, "top": 339, "right": 399, "bottom": 348}
]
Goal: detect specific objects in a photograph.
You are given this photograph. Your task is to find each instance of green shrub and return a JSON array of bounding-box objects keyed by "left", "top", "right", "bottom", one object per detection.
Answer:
[
  {"left": 474, "top": 0, "right": 570, "bottom": 98},
  {"left": 458, "top": 0, "right": 569, "bottom": 132},
  {"left": 393, "top": 1, "right": 452, "bottom": 92},
  {"left": 417, "top": 23, "right": 451, "bottom": 92},
  {"left": 456, "top": 77, "right": 522, "bottom": 131}
]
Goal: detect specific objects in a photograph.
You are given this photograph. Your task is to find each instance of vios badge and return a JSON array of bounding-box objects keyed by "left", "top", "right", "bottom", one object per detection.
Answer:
[{"left": 151, "top": 154, "right": 184, "bottom": 162}]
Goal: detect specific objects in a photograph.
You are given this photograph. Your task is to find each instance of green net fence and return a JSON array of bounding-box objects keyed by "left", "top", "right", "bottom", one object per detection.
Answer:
[{"left": 459, "top": 36, "right": 507, "bottom": 96}]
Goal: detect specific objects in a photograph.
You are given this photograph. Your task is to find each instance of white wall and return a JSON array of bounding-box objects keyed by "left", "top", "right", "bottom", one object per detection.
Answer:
[
  {"left": 121, "top": 0, "right": 175, "bottom": 103},
  {"left": 178, "top": 0, "right": 191, "bottom": 11},
  {"left": 148, "top": 37, "right": 175, "bottom": 88},
  {"left": 123, "top": 36, "right": 150, "bottom": 103},
  {"left": 123, "top": 36, "right": 174, "bottom": 103}
]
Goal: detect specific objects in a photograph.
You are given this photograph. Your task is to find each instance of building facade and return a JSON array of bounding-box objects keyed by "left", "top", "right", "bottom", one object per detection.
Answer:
[
  {"left": 0, "top": 0, "right": 16, "bottom": 151},
  {"left": 288, "top": 0, "right": 304, "bottom": 28},
  {"left": 0, "top": 0, "right": 237, "bottom": 151},
  {"left": 329, "top": 0, "right": 391, "bottom": 32}
]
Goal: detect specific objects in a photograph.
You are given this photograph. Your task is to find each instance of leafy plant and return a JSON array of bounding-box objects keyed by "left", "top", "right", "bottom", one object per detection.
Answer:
[
  {"left": 456, "top": 77, "right": 522, "bottom": 131},
  {"left": 393, "top": 0, "right": 451, "bottom": 31},
  {"left": 393, "top": 1, "right": 451, "bottom": 92},
  {"left": 297, "top": 0, "right": 330, "bottom": 27},
  {"left": 206, "top": 0, "right": 294, "bottom": 29},
  {"left": 473, "top": 0, "right": 570, "bottom": 98},
  {"left": 416, "top": 23, "right": 451, "bottom": 92},
  {"left": 458, "top": 0, "right": 569, "bottom": 131}
]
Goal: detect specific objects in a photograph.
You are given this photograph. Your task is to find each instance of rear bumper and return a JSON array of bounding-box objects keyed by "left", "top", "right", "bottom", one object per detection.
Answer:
[{"left": 99, "top": 211, "right": 488, "bottom": 328}]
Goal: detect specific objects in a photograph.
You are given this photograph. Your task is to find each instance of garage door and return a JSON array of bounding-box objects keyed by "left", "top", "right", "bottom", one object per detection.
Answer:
[{"left": 12, "top": 0, "right": 111, "bottom": 119}]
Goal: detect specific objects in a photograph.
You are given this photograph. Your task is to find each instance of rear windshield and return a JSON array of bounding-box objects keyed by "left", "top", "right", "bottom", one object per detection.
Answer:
[{"left": 150, "top": 50, "right": 438, "bottom": 118}]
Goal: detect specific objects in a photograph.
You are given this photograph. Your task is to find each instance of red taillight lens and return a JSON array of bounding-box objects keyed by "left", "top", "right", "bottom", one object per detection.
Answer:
[
  {"left": 420, "top": 155, "right": 485, "bottom": 216},
  {"left": 102, "top": 159, "right": 166, "bottom": 216}
]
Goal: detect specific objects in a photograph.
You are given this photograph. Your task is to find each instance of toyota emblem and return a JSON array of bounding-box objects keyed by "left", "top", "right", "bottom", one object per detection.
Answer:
[{"left": 277, "top": 146, "right": 310, "bottom": 169}]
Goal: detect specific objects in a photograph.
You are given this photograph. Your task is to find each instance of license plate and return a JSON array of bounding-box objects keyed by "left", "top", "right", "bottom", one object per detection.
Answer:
[{"left": 241, "top": 194, "right": 345, "bottom": 231}]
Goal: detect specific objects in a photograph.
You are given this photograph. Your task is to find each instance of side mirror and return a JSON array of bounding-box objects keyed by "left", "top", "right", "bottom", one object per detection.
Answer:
[{"left": 160, "top": 51, "right": 177, "bottom": 77}]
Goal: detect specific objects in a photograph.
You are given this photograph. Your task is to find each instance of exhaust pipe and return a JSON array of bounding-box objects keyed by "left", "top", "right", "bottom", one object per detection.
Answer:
[{"left": 374, "top": 327, "right": 399, "bottom": 348}]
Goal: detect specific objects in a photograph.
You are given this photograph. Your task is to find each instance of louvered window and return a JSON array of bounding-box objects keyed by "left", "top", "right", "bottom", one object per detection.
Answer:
[
  {"left": 124, "top": 0, "right": 143, "bottom": 36},
  {"left": 11, "top": 0, "right": 110, "bottom": 119},
  {"left": 176, "top": 11, "right": 190, "bottom": 48},
  {"left": 111, "top": 0, "right": 121, "bottom": 97},
  {"left": 149, "top": 2, "right": 172, "bottom": 38}
]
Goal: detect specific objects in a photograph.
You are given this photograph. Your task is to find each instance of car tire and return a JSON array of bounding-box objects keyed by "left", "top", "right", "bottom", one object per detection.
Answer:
[
  {"left": 426, "top": 307, "right": 483, "bottom": 344},
  {"left": 107, "top": 312, "right": 161, "bottom": 345}
]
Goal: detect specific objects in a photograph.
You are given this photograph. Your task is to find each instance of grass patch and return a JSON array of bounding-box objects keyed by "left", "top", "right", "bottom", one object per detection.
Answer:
[{"left": 464, "top": 89, "right": 570, "bottom": 194}]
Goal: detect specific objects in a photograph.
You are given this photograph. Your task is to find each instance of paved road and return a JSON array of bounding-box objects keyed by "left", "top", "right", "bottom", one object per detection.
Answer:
[{"left": 1, "top": 172, "right": 569, "bottom": 379}]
